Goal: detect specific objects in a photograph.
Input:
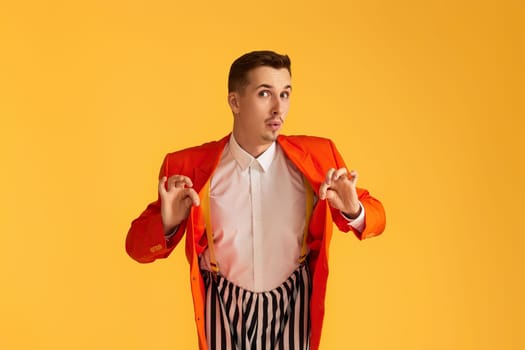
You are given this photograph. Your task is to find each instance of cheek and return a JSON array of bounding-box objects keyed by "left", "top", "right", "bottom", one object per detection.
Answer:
[
  {"left": 248, "top": 102, "right": 266, "bottom": 116},
  {"left": 282, "top": 102, "right": 291, "bottom": 115}
]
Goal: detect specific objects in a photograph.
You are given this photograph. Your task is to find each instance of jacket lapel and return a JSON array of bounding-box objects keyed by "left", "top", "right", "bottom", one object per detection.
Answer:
[
  {"left": 191, "top": 135, "right": 230, "bottom": 193},
  {"left": 277, "top": 136, "right": 324, "bottom": 193},
  {"left": 190, "top": 134, "right": 325, "bottom": 194}
]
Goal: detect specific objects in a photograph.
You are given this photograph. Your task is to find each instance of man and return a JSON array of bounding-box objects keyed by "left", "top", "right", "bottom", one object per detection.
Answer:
[{"left": 126, "top": 51, "right": 386, "bottom": 350}]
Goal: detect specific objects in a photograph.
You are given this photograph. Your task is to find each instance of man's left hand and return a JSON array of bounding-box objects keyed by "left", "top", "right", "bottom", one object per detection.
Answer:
[{"left": 319, "top": 168, "right": 361, "bottom": 219}]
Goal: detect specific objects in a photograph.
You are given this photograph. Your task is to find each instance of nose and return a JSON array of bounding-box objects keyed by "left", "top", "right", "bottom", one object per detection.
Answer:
[{"left": 271, "top": 96, "right": 283, "bottom": 116}]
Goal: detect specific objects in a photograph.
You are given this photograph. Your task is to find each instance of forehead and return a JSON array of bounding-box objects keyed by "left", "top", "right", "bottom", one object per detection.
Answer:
[{"left": 245, "top": 66, "right": 291, "bottom": 89}]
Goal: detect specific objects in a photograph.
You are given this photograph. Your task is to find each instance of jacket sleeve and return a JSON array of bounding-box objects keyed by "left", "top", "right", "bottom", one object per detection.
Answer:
[
  {"left": 125, "top": 154, "right": 187, "bottom": 263},
  {"left": 328, "top": 139, "right": 386, "bottom": 240}
]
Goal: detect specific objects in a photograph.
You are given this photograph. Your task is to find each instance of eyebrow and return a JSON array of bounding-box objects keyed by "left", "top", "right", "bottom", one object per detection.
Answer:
[{"left": 255, "top": 84, "right": 292, "bottom": 90}]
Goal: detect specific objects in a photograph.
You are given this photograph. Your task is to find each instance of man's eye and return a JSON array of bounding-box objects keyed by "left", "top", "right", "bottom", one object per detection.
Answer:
[
  {"left": 259, "top": 90, "right": 270, "bottom": 97},
  {"left": 280, "top": 91, "right": 290, "bottom": 99}
]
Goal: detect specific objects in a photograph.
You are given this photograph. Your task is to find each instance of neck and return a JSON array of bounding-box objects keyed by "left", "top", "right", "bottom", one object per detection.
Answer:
[{"left": 232, "top": 131, "right": 272, "bottom": 158}]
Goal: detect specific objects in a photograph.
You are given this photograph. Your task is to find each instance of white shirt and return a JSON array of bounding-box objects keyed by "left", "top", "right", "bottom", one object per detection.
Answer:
[{"left": 197, "top": 135, "right": 365, "bottom": 292}]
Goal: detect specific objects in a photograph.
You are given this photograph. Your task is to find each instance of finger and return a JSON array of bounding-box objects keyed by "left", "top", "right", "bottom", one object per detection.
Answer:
[
  {"left": 332, "top": 167, "right": 348, "bottom": 181},
  {"left": 184, "top": 188, "right": 201, "bottom": 207},
  {"left": 183, "top": 196, "right": 193, "bottom": 208},
  {"left": 324, "top": 168, "right": 336, "bottom": 185},
  {"left": 323, "top": 189, "right": 339, "bottom": 209},
  {"left": 349, "top": 170, "right": 359, "bottom": 184},
  {"left": 179, "top": 176, "right": 194, "bottom": 187},
  {"left": 319, "top": 181, "right": 329, "bottom": 200},
  {"left": 167, "top": 175, "right": 194, "bottom": 189},
  {"left": 158, "top": 176, "right": 168, "bottom": 195},
  {"left": 166, "top": 176, "right": 177, "bottom": 190},
  {"left": 320, "top": 168, "right": 336, "bottom": 199}
]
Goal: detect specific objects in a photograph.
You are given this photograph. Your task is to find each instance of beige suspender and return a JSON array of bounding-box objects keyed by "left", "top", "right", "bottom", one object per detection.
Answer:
[
  {"left": 201, "top": 180, "right": 220, "bottom": 275},
  {"left": 299, "top": 179, "right": 314, "bottom": 264},
  {"left": 201, "top": 177, "right": 314, "bottom": 277}
]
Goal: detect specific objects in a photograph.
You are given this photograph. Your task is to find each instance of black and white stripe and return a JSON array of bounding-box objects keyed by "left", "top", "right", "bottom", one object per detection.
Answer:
[{"left": 203, "top": 263, "right": 311, "bottom": 350}]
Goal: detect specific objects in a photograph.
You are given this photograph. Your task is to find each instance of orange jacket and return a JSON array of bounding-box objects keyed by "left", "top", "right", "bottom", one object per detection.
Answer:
[{"left": 126, "top": 134, "right": 386, "bottom": 349}]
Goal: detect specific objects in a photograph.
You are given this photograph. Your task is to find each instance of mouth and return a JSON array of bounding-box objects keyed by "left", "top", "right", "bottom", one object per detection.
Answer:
[{"left": 266, "top": 119, "right": 282, "bottom": 131}]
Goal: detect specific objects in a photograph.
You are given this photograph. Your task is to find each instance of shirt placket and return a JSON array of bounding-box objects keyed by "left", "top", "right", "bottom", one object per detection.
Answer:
[{"left": 249, "top": 163, "right": 264, "bottom": 291}]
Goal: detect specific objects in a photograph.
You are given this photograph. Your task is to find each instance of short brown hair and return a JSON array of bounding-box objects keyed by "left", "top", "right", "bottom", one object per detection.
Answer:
[{"left": 228, "top": 50, "right": 291, "bottom": 93}]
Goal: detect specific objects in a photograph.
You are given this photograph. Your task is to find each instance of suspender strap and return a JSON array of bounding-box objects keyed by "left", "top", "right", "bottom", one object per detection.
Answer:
[
  {"left": 201, "top": 176, "right": 314, "bottom": 275},
  {"left": 299, "top": 178, "right": 314, "bottom": 264},
  {"left": 202, "top": 179, "right": 220, "bottom": 275}
]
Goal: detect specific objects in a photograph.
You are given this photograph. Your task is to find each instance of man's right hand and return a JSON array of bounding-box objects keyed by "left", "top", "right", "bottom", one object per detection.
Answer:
[{"left": 158, "top": 175, "right": 200, "bottom": 234}]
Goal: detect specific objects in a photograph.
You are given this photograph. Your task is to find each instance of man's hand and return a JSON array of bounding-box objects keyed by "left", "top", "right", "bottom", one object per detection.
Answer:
[
  {"left": 158, "top": 175, "right": 200, "bottom": 234},
  {"left": 319, "top": 168, "right": 361, "bottom": 219}
]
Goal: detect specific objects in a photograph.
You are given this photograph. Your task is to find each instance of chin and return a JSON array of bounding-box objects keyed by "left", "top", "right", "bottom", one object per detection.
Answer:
[{"left": 262, "top": 133, "right": 279, "bottom": 142}]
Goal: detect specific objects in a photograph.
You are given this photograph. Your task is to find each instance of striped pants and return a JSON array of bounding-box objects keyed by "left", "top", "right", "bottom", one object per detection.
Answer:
[{"left": 203, "top": 264, "right": 311, "bottom": 350}]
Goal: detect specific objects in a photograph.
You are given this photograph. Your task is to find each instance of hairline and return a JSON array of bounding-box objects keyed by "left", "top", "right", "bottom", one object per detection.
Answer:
[{"left": 232, "top": 66, "right": 292, "bottom": 94}]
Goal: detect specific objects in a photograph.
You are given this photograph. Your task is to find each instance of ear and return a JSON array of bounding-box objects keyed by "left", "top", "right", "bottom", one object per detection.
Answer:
[{"left": 228, "top": 92, "right": 240, "bottom": 114}]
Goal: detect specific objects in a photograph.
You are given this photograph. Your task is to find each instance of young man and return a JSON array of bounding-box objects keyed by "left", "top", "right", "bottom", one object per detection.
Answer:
[{"left": 126, "top": 51, "right": 386, "bottom": 350}]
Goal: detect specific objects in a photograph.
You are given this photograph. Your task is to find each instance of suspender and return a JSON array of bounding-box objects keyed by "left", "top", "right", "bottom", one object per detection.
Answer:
[
  {"left": 299, "top": 178, "right": 314, "bottom": 264},
  {"left": 201, "top": 180, "right": 220, "bottom": 275},
  {"left": 201, "top": 177, "right": 314, "bottom": 278}
]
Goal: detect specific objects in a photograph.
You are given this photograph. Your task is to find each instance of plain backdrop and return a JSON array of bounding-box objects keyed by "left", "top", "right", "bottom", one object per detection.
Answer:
[{"left": 1, "top": 1, "right": 523, "bottom": 349}]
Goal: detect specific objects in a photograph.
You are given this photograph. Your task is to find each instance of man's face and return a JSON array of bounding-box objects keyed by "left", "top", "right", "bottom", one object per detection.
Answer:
[{"left": 229, "top": 66, "right": 291, "bottom": 156}]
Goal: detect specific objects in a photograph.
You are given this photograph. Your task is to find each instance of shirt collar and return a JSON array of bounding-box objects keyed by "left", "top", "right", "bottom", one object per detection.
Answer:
[{"left": 229, "top": 134, "right": 276, "bottom": 172}]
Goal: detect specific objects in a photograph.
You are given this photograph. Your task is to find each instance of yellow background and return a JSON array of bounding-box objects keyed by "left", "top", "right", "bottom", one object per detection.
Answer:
[{"left": 1, "top": 0, "right": 523, "bottom": 349}]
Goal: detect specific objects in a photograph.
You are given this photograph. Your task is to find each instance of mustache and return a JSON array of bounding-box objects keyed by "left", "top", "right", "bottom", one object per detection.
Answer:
[{"left": 264, "top": 116, "right": 284, "bottom": 123}]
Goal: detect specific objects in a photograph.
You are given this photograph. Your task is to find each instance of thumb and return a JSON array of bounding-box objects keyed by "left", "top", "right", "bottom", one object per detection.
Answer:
[
  {"left": 349, "top": 170, "right": 359, "bottom": 185},
  {"left": 158, "top": 176, "right": 168, "bottom": 196}
]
